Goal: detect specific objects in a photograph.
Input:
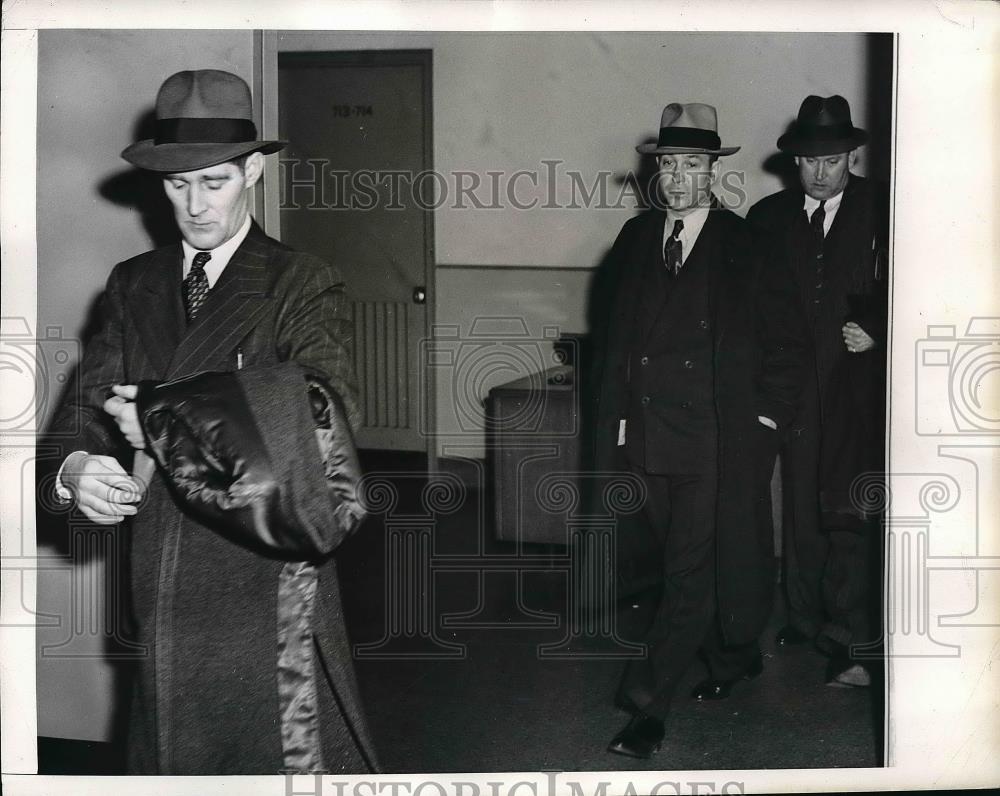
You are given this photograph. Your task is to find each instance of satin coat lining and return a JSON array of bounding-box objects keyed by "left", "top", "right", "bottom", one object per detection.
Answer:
[{"left": 276, "top": 561, "right": 324, "bottom": 772}]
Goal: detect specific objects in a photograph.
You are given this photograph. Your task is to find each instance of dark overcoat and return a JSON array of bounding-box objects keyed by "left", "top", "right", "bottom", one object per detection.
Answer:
[
  {"left": 590, "top": 205, "right": 807, "bottom": 646},
  {"left": 49, "top": 223, "right": 378, "bottom": 774},
  {"left": 747, "top": 174, "right": 888, "bottom": 521}
]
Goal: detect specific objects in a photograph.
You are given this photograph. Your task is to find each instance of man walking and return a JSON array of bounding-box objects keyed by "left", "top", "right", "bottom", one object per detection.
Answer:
[
  {"left": 48, "top": 69, "right": 376, "bottom": 773},
  {"left": 592, "top": 103, "right": 806, "bottom": 758},
  {"left": 748, "top": 95, "right": 888, "bottom": 687}
]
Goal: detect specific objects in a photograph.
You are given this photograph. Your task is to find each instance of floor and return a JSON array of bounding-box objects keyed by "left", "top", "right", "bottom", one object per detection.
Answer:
[
  {"left": 340, "top": 453, "right": 882, "bottom": 773},
  {"left": 38, "top": 452, "right": 882, "bottom": 774}
]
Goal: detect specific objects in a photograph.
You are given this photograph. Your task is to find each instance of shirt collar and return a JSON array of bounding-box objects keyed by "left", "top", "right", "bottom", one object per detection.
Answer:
[
  {"left": 803, "top": 189, "right": 844, "bottom": 218},
  {"left": 181, "top": 214, "right": 253, "bottom": 287},
  {"left": 666, "top": 204, "right": 711, "bottom": 249}
]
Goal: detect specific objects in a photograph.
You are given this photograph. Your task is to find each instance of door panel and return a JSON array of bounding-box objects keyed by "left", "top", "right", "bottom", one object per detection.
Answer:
[{"left": 277, "top": 51, "right": 432, "bottom": 451}]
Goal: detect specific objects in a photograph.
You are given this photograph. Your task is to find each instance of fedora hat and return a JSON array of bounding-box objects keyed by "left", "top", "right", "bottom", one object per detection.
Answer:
[
  {"left": 636, "top": 103, "right": 740, "bottom": 156},
  {"left": 121, "top": 70, "right": 286, "bottom": 173},
  {"left": 776, "top": 95, "right": 868, "bottom": 156}
]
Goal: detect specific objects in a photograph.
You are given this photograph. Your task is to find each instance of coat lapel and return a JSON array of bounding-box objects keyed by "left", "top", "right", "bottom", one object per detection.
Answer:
[
  {"left": 637, "top": 210, "right": 668, "bottom": 341},
  {"left": 130, "top": 244, "right": 185, "bottom": 379},
  {"left": 642, "top": 206, "right": 723, "bottom": 347},
  {"left": 166, "top": 223, "right": 273, "bottom": 380}
]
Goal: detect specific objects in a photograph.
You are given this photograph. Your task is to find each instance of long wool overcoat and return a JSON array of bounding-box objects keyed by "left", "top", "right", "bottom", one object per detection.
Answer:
[
  {"left": 590, "top": 204, "right": 807, "bottom": 646},
  {"left": 49, "top": 222, "right": 378, "bottom": 774},
  {"left": 747, "top": 174, "right": 889, "bottom": 522}
]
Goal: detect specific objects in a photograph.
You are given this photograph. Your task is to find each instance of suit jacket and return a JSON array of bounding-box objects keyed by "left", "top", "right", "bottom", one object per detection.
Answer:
[
  {"left": 591, "top": 204, "right": 807, "bottom": 645},
  {"left": 48, "top": 221, "right": 376, "bottom": 774},
  {"left": 748, "top": 174, "right": 888, "bottom": 520}
]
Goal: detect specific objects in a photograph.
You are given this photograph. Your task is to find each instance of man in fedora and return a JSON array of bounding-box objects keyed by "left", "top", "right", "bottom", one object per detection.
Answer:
[
  {"left": 748, "top": 95, "right": 888, "bottom": 687},
  {"left": 591, "top": 103, "right": 806, "bottom": 758},
  {"left": 47, "top": 70, "right": 377, "bottom": 773}
]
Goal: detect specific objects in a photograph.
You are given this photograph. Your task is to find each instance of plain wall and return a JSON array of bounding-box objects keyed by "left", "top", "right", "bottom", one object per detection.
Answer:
[{"left": 36, "top": 29, "right": 255, "bottom": 741}]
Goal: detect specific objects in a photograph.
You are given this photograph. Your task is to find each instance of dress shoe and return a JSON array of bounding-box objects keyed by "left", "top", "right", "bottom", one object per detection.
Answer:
[
  {"left": 607, "top": 712, "right": 664, "bottom": 759},
  {"left": 691, "top": 655, "right": 764, "bottom": 700},
  {"left": 775, "top": 625, "right": 812, "bottom": 646},
  {"left": 825, "top": 660, "right": 871, "bottom": 688}
]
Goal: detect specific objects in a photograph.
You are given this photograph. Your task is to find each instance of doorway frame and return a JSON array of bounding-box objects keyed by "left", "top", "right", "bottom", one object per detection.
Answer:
[{"left": 255, "top": 33, "right": 437, "bottom": 464}]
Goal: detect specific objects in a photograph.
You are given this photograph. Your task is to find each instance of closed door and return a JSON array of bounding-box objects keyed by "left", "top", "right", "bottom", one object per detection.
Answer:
[{"left": 277, "top": 50, "right": 433, "bottom": 452}]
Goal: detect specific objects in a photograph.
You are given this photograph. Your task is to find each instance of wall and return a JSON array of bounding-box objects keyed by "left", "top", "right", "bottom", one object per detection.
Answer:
[{"left": 36, "top": 29, "right": 254, "bottom": 741}]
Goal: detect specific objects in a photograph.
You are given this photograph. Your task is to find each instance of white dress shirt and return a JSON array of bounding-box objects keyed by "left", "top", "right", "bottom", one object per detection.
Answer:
[
  {"left": 803, "top": 189, "right": 844, "bottom": 236},
  {"left": 181, "top": 213, "right": 252, "bottom": 287},
  {"left": 662, "top": 205, "right": 711, "bottom": 266}
]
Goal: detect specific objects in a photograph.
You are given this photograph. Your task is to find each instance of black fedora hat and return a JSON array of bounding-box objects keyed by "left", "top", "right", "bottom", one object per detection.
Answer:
[
  {"left": 777, "top": 95, "right": 868, "bottom": 157},
  {"left": 121, "top": 70, "right": 286, "bottom": 173}
]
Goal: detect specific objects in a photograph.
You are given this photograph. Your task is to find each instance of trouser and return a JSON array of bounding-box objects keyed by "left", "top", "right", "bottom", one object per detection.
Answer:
[
  {"left": 782, "top": 425, "right": 882, "bottom": 652},
  {"left": 618, "top": 468, "right": 759, "bottom": 720},
  {"left": 820, "top": 525, "right": 881, "bottom": 654},
  {"left": 780, "top": 426, "right": 828, "bottom": 638}
]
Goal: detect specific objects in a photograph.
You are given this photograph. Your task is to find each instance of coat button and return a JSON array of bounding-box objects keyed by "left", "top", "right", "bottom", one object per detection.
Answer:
[
  {"left": 640, "top": 356, "right": 649, "bottom": 365},
  {"left": 684, "top": 359, "right": 694, "bottom": 369},
  {"left": 641, "top": 396, "right": 650, "bottom": 406},
  {"left": 681, "top": 401, "right": 692, "bottom": 409},
  {"left": 699, "top": 320, "right": 709, "bottom": 329}
]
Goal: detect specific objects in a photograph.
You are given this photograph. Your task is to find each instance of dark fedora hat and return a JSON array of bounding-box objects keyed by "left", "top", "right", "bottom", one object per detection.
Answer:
[
  {"left": 121, "top": 70, "right": 286, "bottom": 173},
  {"left": 636, "top": 102, "right": 740, "bottom": 157},
  {"left": 777, "top": 95, "right": 868, "bottom": 157}
]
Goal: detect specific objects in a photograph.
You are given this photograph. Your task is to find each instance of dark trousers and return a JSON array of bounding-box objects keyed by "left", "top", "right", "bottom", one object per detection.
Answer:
[
  {"left": 780, "top": 426, "right": 828, "bottom": 638},
  {"left": 618, "top": 468, "right": 759, "bottom": 719},
  {"left": 822, "top": 527, "right": 879, "bottom": 651},
  {"left": 782, "top": 427, "right": 879, "bottom": 651}
]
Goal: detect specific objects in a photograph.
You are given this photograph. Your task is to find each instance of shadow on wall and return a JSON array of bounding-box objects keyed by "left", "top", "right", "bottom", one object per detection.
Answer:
[
  {"left": 98, "top": 108, "right": 177, "bottom": 251},
  {"left": 761, "top": 144, "right": 801, "bottom": 195}
]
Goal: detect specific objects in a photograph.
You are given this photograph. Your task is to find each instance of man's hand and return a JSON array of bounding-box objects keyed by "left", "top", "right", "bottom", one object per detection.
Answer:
[
  {"left": 104, "top": 384, "right": 145, "bottom": 450},
  {"left": 842, "top": 322, "right": 876, "bottom": 354},
  {"left": 61, "top": 451, "right": 144, "bottom": 525}
]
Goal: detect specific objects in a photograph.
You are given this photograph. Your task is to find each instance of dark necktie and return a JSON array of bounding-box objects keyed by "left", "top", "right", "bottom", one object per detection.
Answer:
[
  {"left": 183, "top": 251, "right": 211, "bottom": 322},
  {"left": 664, "top": 218, "right": 684, "bottom": 275},
  {"left": 809, "top": 200, "right": 826, "bottom": 311}
]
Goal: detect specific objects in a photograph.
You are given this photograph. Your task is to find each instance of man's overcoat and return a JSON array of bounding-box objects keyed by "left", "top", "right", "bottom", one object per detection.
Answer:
[
  {"left": 747, "top": 174, "right": 888, "bottom": 521},
  {"left": 591, "top": 205, "right": 806, "bottom": 646},
  {"left": 49, "top": 222, "right": 377, "bottom": 774}
]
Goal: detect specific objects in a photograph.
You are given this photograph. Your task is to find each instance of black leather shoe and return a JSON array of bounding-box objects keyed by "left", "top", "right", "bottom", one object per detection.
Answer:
[
  {"left": 691, "top": 655, "right": 764, "bottom": 700},
  {"left": 775, "top": 625, "right": 812, "bottom": 646},
  {"left": 607, "top": 712, "right": 664, "bottom": 759}
]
